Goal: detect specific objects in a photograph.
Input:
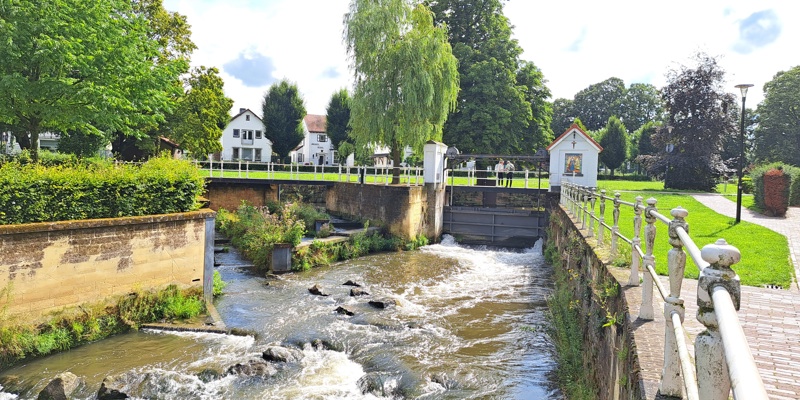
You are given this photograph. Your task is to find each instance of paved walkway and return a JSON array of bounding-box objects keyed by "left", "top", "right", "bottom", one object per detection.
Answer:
[
  {"left": 606, "top": 196, "right": 800, "bottom": 399},
  {"left": 691, "top": 193, "right": 800, "bottom": 290}
]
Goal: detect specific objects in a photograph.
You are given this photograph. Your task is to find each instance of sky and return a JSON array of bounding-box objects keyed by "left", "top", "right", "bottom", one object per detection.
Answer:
[{"left": 163, "top": 0, "right": 800, "bottom": 117}]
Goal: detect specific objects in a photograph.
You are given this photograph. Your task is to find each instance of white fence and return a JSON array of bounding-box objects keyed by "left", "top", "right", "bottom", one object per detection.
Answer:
[
  {"left": 197, "top": 160, "right": 424, "bottom": 186},
  {"left": 561, "top": 182, "right": 767, "bottom": 400}
]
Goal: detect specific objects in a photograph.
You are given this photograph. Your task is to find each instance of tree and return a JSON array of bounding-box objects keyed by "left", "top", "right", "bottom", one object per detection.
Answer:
[
  {"left": 325, "top": 89, "right": 351, "bottom": 150},
  {"left": 262, "top": 80, "right": 306, "bottom": 163},
  {"left": 166, "top": 66, "right": 233, "bottom": 157},
  {"left": 617, "top": 83, "right": 664, "bottom": 133},
  {"left": 633, "top": 121, "right": 659, "bottom": 173},
  {"left": 428, "top": 0, "right": 544, "bottom": 156},
  {"left": 572, "top": 77, "right": 626, "bottom": 131},
  {"left": 57, "top": 130, "right": 108, "bottom": 158},
  {"left": 598, "top": 116, "right": 628, "bottom": 176},
  {"left": 642, "top": 53, "right": 736, "bottom": 191},
  {"left": 551, "top": 98, "right": 575, "bottom": 136},
  {"left": 0, "top": 0, "right": 186, "bottom": 162},
  {"left": 753, "top": 66, "right": 800, "bottom": 166},
  {"left": 345, "top": 0, "right": 459, "bottom": 183},
  {"left": 516, "top": 61, "right": 554, "bottom": 152}
]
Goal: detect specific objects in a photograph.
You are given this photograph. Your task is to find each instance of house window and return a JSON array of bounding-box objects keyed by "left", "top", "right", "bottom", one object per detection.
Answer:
[
  {"left": 255, "top": 130, "right": 262, "bottom": 139},
  {"left": 255, "top": 148, "right": 262, "bottom": 162},
  {"left": 233, "top": 129, "right": 240, "bottom": 138},
  {"left": 297, "top": 153, "right": 304, "bottom": 163},
  {"left": 232, "top": 147, "right": 240, "bottom": 160},
  {"left": 246, "top": 115, "right": 250, "bottom": 121},
  {"left": 243, "top": 130, "right": 253, "bottom": 140},
  {"left": 317, "top": 134, "right": 328, "bottom": 142}
]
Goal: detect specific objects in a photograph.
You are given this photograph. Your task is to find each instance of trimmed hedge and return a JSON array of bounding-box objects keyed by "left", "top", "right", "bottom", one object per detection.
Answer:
[
  {"left": 751, "top": 163, "right": 800, "bottom": 210},
  {"left": 0, "top": 157, "right": 205, "bottom": 225}
]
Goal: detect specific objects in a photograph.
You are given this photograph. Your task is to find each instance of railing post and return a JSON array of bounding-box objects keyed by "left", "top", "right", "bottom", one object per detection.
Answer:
[
  {"left": 611, "top": 192, "right": 620, "bottom": 254},
  {"left": 695, "top": 239, "right": 738, "bottom": 400},
  {"left": 581, "top": 186, "right": 589, "bottom": 230},
  {"left": 588, "top": 188, "right": 596, "bottom": 238},
  {"left": 598, "top": 190, "right": 606, "bottom": 244},
  {"left": 629, "top": 196, "right": 643, "bottom": 286},
  {"left": 660, "top": 206, "right": 689, "bottom": 396},
  {"left": 639, "top": 197, "right": 657, "bottom": 320},
  {"left": 525, "top": 169, "right": 529, "bottom": 189}
]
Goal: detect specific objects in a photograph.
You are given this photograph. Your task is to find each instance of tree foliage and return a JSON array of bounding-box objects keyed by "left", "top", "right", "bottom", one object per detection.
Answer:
[
  {"left": 551, "top": 98, "right": 576, "bottom": 137},
  {"left": 572, "top": 77, "right": 626, "bottom": 131},
  {"left": 617, "top": 83, "right": 664, "bottom": 132},
  {"left": 642, "top": 53, "right": 736, "bottom": 191},
  {"left": 57, "top": 130, "right": 108, "bottom": 158},
  {"left": 428, "top": 0, "right": 550, "bottom": 156},
  {"left": 262, "top": 80, "right": 307, "bottom": 163},
  {"left": 598, "top": 116, "right": 627, "bottom": 175},
  {"left": 325, "top": 88, "right": 351, "bottom": 149},
  {"left": 345, "top": 0, "right": 459, "bottom": 182},
  {"left": 753, "top": 66, "right": 800, "bottom": 167},
  {"left": 0, "top": 0, "right": 187, "bottom": 162},
  {"left": 166, "top": 66, "right": 233, "bottom": 157}
]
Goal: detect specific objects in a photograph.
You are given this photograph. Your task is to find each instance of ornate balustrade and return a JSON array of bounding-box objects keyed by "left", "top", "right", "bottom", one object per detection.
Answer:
[{"left": 560, "top": 182, "right": 767, "bottom": 400}]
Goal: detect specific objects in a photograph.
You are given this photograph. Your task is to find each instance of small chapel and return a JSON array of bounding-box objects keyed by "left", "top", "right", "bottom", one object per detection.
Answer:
[{"left": 546, "top": 123, "right": 603, "bottom": 192}]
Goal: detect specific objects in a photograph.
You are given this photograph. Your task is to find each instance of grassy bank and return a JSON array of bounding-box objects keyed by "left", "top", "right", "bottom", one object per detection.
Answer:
[{"left": 0, "top": 285, "right": 206, "bottom": 370}]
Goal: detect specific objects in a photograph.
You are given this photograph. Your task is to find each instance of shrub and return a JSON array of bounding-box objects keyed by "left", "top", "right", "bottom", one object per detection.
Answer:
[
  {"left": 763, "top": 168, "right": 790, "bottom": 216},
  {"left": 751, "top": 163, "right": 800, "bottom": 210},
  {"left": 0, "top": 156, "right": 204, "bottom": 225},
  {"left": 212, "top": 270, "right": 227, "bottom": 297}
]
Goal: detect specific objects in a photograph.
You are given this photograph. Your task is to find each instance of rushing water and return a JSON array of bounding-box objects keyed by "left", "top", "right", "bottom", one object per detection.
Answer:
[{"left": 0, "top": 236, "right": 561, "bottom": 399}]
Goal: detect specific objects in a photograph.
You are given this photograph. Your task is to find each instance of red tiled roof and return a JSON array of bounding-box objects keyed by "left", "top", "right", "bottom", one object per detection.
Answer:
[
  {"left": 304, "top": 114, "right": 326, "bottom": 133},
  {"left": 546, "top": 123, "right": 603, "bottom": 152}
]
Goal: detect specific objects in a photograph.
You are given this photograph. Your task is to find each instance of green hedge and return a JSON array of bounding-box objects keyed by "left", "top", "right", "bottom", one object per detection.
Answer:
[
  {"left": 0, "top": 157, "right": 205, "bottom": 225},
  {"left": 751, "top": 163, "right": 800, "bottom": 209}
]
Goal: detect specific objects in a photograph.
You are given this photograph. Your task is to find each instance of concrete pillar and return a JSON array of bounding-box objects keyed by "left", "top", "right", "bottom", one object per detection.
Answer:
[{"left": 423, "top": 141, "right": 447, "bottom": 241}]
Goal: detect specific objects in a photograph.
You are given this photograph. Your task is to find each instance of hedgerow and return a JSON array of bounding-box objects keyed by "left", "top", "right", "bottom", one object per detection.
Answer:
[{"left": 0, "top": 157, "right": 205, "bottom": 225}]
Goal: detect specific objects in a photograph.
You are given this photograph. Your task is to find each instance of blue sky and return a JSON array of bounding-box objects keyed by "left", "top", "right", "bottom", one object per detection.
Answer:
[{"left": 163, "top": 0, "right": 800, "bottom": 116}]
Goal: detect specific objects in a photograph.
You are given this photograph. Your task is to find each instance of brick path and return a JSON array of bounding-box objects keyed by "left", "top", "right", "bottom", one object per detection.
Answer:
[{"left": 609, "top": 195, "right": 800, "bottom": 399}]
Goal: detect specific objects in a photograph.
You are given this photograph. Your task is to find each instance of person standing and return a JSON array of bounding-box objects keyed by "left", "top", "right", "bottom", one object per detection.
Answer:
[
  {"left": 495, "top": 159, "right": 505, "bottom": 186},
  {"left": 505, "top": 160, "right": 514, "bottom": 187}
]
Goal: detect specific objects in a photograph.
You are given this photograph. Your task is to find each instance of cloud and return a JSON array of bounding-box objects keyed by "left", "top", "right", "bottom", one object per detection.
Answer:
[
  {"left": 320, "top": 67, "right": 341, "bottom": 79},
  {"left": 733, "top": 10, "right": 781, "bottom": 54},
  {"left": 223, "top": 52, "right": 278, "bottom": 88},
  {"left": 567, "top": 27, "right": 587, "bottom": 52}
]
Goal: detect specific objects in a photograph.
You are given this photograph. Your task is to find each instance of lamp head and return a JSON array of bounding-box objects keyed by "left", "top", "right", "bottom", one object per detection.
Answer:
[{"left": 735, "top": 83, "right": 754, "bottom": 99}]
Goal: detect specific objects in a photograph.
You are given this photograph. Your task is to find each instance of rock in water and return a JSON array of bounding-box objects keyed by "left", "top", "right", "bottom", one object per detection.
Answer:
[
  {"left": 308, "top": 284, "right": 329, "bottom": 296},
  {"left": 37, "top": 372, "right": 81, "bottom": 400},
  {"left": 226, "top": 360, "right": 278, "bottom": 377},
  {"left": 97, "top": 375, "right": 129, "bottom": 399},
  {"left": 343, "top": 280, "right": 362, "bottom": 287},
  {"left": 335, "top": 306, "right": 355, "bottom": 316},
  {"left": 368, "top": 298, "right": 399, "bottom": 309},
  {"left": 262, "top": 346, "right": 303, "bottom": 363},
  {"left": 350, "top": 288, "right": 370, "bottom": 296}
]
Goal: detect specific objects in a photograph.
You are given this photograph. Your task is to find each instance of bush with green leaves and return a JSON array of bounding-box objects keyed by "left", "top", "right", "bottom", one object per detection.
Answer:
[{"left": 0, "top": 156, "right": 205, "bottom": 225}]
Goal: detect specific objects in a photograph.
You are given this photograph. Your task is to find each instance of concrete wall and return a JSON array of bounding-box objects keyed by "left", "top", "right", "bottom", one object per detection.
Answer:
[
  {"left": 548, "top": 203, "right": 642, "bottom": 400},
  {"left": 0, "top": 210, "right": 215, "bottom": 324},
  {"left": 326, "top": 183, "right": 427, "bottom": 240}
]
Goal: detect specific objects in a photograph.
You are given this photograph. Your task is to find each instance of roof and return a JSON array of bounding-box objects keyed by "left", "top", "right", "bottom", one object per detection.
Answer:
[
  {"left": 230, "top": 108, "right": 263, "bottom": 123},
  {"left": 304, "top": 114, "right": 326, "bottom": 133},
  {"left": 546, "top": 123, "right": 603, "bottom": 152}
]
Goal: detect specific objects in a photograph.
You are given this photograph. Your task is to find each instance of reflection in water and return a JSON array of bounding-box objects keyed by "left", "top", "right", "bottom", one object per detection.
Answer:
[{"left": 0, "top": 236, "right": 562, "bottom": 399}]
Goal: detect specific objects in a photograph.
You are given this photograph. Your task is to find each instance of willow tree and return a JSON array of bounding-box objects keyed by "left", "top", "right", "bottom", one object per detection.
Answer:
[{"left": 344, "top": 0, "right": 459, "bottom": 183}]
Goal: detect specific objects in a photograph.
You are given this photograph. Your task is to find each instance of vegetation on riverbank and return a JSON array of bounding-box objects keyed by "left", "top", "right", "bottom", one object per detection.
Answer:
[
  {"left": 544, "top": 239, "right": 594, "bottom": 399},
  {"left": 216, "top": 201, "right": 430, "bottom": 272},
  {"left": 0, "top": 285, "right": 205, "bottom": 370}
]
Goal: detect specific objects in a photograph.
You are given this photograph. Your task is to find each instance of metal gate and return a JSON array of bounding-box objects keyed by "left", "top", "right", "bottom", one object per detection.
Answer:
[{"left": 443, "top": 206, "right": 547, "bottom": 247}]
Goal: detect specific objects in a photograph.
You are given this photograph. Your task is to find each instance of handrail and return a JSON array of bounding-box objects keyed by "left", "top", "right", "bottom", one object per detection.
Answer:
[{"left": 560, "top": 182, "right": 767, "bottom": 400}]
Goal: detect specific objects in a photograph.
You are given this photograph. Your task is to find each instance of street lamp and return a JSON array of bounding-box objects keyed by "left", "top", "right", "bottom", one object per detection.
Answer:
[
  {"left": 664, "top": 126, "right": 674, "bottom": 187},
  {"left": 734, "top": 83, "right": 753, "bottom": 224}
]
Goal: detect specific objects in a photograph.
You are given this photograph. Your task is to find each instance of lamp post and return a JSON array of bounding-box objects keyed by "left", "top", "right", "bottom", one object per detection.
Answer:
[
  {"left": 734, "top": 84, "right": 753, "bottom": 224},
  {"left": 664, "top": 125, "right": 674, "bottom": 188}
]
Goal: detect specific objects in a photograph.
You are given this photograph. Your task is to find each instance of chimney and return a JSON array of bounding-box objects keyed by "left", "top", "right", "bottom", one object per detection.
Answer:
[{"left": 239, "top": 108, "right": 246, "bottom": 114}]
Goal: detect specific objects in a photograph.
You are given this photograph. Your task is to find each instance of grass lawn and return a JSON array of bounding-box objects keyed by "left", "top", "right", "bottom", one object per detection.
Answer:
[{"left": 583, "top": 188, "right": 792, "bottom": 288}]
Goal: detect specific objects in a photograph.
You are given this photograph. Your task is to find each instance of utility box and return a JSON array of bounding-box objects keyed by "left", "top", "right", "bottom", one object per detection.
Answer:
[
  {"left": 271, "top": 243, "right": 293, "bottom": 274},
  {"left": 423, "top": 141, "right": 447, "bottom": 184}
]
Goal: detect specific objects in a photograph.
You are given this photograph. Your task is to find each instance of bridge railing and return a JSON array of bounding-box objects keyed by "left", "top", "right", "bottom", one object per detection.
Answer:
[
  {"left": 560, "top": 182, "right": 767, "bottom": 400},
  {"left": 442, "top": 168, "right": 548, "bottom": 189},
  {"left": 196, "top": 160, "right": 424, "bottom": 186}
]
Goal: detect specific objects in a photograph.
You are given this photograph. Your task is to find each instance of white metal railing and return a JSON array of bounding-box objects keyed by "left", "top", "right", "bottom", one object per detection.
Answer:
[
  {"left": 560, "top": 182, "right": 767, "bottom": 400},
  {"left": 442, "top": 168, "right": 548, "bottom": 189},
  {"left": 198, "top": 159, "right": 424, "bottom": 186}
]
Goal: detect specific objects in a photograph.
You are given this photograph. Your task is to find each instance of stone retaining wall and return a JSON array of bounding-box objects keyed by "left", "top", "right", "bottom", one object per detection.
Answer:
[
  {"left": 325, "top": 183, "right": 428, "bottom": 240},
  {"left": 0, "top": 210, "right": 215, "bottom": 324},
  {"left": 548, "top": 203, "right": 643, "bottom": 400}
]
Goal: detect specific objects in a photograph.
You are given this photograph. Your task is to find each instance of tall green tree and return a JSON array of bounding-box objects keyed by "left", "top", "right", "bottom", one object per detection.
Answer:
[
  {"left": 428, "top": 0, "right": 546, "bottom": 156},
  {"left": 598, "top": 116, "right": 628, "bottom": 176},
  {"left": 345, "top": 0, "right": 459, "bottom": 183},
  {"left": 325, "top": 89, "right": 351, "bottom": 150},
  {"left": 753, "top": 66, "right": 800, "bottom": 166},
  {"left": 0, "top": 0, "right": 186, "bottom": 162},
  {"left": 262, "top": 80, "right": 306, "bottom": 163},
  {"left": 617, "top": 83, "right": 664, "bottom": 133},
  {"left": 551, "top": 98, "right": 576, "bottom": 137},
  {"left": 642, "top": 53, "right": 736, "bottom": 190},
  {"left": 633, "top": 121, "right": 659, "bottom": 173},
  {"left": 571, "top": 77, "right": 626, "bottom": 131},
  {"left": 166, "top": 66, "right": 233, "bottom": 157}
]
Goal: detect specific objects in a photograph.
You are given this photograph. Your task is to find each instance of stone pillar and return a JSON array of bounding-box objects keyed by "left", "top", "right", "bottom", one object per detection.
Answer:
[
  {"left": 423, "top": 141, "right": 448, "bottom": 241},
  {"left": 640, "top": 197, "right": 658, "bottom": 321},
  {"left": 598, "top": 190, "right": 606, "bottom": 243},
  {"left": 628, "top": 196, "right": 643, "bottom": 286},
  {"left": 660, "top": 206, "right": 689, "bottom": 396}
]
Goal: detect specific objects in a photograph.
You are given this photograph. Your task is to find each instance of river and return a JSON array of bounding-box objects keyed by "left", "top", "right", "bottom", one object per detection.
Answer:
[{"left": 0, "top": 236, "right": 561, "bottom": 399}]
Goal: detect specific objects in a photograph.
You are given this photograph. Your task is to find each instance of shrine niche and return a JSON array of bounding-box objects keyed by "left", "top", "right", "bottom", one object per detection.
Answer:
[{"left": 546, "top": 124, "right": 603, "bottom": 192}]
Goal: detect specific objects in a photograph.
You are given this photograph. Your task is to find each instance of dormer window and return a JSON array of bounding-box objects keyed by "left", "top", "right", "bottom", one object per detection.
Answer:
[{"left": 318, "top": 134, "right": 328, "bottom": 142}]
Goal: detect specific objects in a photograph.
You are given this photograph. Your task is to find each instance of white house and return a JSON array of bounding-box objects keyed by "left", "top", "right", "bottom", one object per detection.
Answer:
[
  {"left": 291, "top": 114, "right": 336, "bottom": 165},
  {"left": 218, "top": 108, "right": 272, "bottom": 162},
  {"left": 371, "top": 144, "right": 414, "bottom": 167},
  {"left": 546, "top": 123, "right": 603, "bottom": 192}
]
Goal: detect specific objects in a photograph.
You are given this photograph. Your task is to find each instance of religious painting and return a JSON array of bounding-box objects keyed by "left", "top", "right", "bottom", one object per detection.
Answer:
[{"left": 564, "top": 153, "right": 582, "bottom": 175}]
